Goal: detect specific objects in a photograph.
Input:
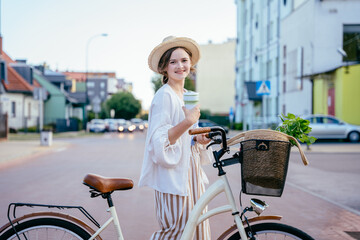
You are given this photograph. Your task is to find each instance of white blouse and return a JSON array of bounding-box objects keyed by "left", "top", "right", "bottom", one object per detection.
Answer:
[{"left": 138, "top": 84, "right": 213, "bottom": 196}]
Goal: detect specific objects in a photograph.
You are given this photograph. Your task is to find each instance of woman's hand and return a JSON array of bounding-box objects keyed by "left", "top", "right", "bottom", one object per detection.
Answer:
[
  {"left": 168, "top": 105, "right": 200, "bottom": 145},
  {"left": 195, "top": 133, "right": 211, "bottom": 145},
  {"left": 182, "top": 106, "right": 200, "bottom": 125}
]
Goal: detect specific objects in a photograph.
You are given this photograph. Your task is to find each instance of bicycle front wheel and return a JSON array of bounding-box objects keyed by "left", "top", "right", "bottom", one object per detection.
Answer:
[
  {"left": 0, "top": 217, "right": 91, "bottom": 240},
  {"left": 227, "top": 222, "right": 314, "bottom": 240}
]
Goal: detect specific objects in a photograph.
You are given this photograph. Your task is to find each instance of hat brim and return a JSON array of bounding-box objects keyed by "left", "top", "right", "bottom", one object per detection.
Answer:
[{"left": 148, "top": 37, "right": 200, "bottom": 74}]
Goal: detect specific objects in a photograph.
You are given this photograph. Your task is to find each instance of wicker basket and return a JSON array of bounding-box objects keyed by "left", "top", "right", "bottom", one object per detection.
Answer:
[
  {"left": 241, "top": 139, "right": 291, "bottom": 196},
  {"left": 227, "top": 129, "right": 309, "bottom": 197}
]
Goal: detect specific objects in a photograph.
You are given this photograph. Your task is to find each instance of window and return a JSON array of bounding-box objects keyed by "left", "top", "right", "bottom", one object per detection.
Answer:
[
  {"left": 283, "top": 45, "right": 287, "bottom": 58},
  {"left": 324, "top": 117, "right": 339, "bottom": 124},
  {"left": 267, "top": 60, "right": 272, "bottom": 78},
  {"left": 100, "top": 82, "right": 105, "bottom": 88},
  {"left": 283, "top": 80, "right": 286, "bottom": 93},
  {"left": 0, "top": 61, "right": 7, "bottom": 84},
  {"left": 244, "top": 9, "right": 247, "bottom": 25},
  {"left": 269, "top": 21, "right": 274, "bottom": 41},
  {"left": 87, "top": 82, "right": 95, "bottom": 88},
  {"left": 255, "top": 14, "right": 259, "bottom": 29},
  {"left": 11, "top": 101, "right": 16, "bottom": 118},
  {"left": 343, "top": 25, "right": 360, "bottom": 61},
  {"left": 283, "top": 63, "right": 286, "bottom": 76}
]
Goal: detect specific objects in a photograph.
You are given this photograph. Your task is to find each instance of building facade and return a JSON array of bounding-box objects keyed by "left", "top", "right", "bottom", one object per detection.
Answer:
[
  {"left": 235, "top": 0, "right": 282, "bottom": 129},
  {"left": 235, "top": 0, "right": 360, "bottom": 129},
  {"left": 280, "top": 0, "right": 360, "bottom": 118},
  {"left": 196, "top": 39, "right": 236, "bottom": 116},
  {"left": 0, "top": 51, "right": 40, "bottom": 130}
]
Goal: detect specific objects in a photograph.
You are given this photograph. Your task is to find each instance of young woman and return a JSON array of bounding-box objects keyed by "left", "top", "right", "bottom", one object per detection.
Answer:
[{"left": 139, "top": 36, "right": 213, "bottom": 240}]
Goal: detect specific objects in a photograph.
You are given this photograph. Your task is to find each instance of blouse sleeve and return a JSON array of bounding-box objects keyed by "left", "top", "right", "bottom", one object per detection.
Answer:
[{"left": 148, "top": 91, "right": 183, "bottom": 168}]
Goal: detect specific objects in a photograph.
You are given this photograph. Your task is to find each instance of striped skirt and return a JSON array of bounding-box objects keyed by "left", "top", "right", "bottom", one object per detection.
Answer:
[{"left": 150, "top": 145, "right": 211, "bottom": 240}]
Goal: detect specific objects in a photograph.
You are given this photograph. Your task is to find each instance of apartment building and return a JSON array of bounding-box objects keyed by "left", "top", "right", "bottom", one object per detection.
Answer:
[{"left": 235, "top": 0, "right": 360, "bottom": 129}]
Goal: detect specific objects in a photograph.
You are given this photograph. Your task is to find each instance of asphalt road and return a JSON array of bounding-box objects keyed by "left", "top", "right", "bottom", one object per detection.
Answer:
[{"left": 0, "top": 132, "right": 359, "bottom": 239}]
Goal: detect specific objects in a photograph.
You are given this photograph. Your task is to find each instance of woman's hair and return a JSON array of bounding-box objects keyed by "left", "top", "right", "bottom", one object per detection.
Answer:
[{"left": 157, "top": 47, "right": 196, "bottom": 84}]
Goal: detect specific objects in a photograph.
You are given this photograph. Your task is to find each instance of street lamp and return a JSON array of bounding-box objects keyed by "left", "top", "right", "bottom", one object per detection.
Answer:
[{"left": 84, "top": 33, "right": 108, "bottom": 127}]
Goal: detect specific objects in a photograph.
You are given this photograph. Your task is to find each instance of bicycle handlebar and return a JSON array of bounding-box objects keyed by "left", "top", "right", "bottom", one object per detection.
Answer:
[
  {"left": 188, "top": 127, "right": 211, "bottom": 135},
  {"left": 188, "top": 126, "right": 228, "bottom": 150}
]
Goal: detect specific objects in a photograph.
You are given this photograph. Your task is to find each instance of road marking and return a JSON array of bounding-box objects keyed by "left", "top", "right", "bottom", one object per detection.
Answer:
[
  {"left": 287, "top": 181, "right": 360, "bottom": 216},
  {"left": 55, "top": 147, "right": 67, "bottom": 152}
]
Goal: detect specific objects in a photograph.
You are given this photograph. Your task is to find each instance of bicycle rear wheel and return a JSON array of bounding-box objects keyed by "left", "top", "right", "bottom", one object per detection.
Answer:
[
  {"left": 227, "top": 222, "right": 314, "bottom": 240},
  {"left": 0, "top": 217, "right": 91, "bottom": 240}
]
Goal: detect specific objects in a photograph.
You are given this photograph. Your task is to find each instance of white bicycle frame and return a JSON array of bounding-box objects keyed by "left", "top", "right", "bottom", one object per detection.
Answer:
[{"left": 88, "top": 174, "right": 248, "bottom": 240}]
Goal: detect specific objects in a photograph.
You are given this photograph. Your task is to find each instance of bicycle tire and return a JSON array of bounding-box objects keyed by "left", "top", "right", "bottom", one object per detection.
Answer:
[
  {"left": 0, "top": 217, "right": 91, "bottom": 240},
  {"left": 226, "top": 222, "right": 314, "bottom": 240}
]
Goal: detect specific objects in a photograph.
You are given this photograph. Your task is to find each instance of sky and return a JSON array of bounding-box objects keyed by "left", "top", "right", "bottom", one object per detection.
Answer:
[{"left": 1, "top": 0, "right": 237, "bottom": 110}]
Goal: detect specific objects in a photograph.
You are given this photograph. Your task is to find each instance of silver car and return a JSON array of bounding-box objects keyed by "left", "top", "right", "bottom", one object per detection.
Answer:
[
  {"left": 304, "top": 115, "right": 360, "bottom": 142},
  {"left": 89, "top": 119, "right": 106, "bottom": 133}
]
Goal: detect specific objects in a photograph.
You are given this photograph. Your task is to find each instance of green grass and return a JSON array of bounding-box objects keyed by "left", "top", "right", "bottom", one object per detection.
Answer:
[{"left": 8, "top": 131, "right": 103, "bottom": 141}]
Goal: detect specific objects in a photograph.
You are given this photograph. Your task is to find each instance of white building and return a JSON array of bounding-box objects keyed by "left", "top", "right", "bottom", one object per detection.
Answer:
[
  {"left": 235, "top": 0, "right": 282, "bottom": 129},
  {"left": 280, "top": 0, "right": 360, "bottom": 116},
  {"left": 0, "top": 51, "right": 40, "bottom": 130},
  {"left": 235, "top": 0, "right": 360, "bottom": 129}
]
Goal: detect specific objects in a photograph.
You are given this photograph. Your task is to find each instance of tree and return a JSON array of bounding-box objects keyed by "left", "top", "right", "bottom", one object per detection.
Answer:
[
  {"left": 106, "top": 92, "right": 141, "bottom": 119},
  {"left": 151, "top": 74, "right": 195, "bottom": 93},
  {"left": 151, "top": 74, "right": 163, "bottom": 93}
]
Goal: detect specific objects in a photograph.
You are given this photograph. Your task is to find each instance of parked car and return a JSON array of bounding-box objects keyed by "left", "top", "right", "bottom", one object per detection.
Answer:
[
  {"left": 104, "top": 119, "right": 118, "bottom": 132},
  {"left": 131, "top": 118, "right": 145, "bottom": 131},
  {"left": 303, "top": 114, "right": 360, "bottom": 142},
  {"left": 198, "top": 119, "right": 229, "bottom": 133},
  {"left": 89, "top": 119, "right": 106, "bottom": 133},
  {"left": 117, "top": 119, "right": 135, "bottom": 133}
]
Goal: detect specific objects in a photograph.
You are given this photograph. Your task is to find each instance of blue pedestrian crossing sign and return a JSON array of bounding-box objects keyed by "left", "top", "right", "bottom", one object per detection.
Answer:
[{"left": 256, "top": 80, "right": 271, "bottom": 96}]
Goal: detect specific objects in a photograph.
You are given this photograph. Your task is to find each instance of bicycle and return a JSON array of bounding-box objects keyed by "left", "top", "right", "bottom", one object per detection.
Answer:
[{"left": 0, "top": 127, "right": 315, "bottom": 240}]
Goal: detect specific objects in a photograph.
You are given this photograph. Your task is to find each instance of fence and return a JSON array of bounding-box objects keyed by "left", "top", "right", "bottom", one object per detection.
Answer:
[{"left": 55, "top": 118, "right": 80, "bottom": 132}]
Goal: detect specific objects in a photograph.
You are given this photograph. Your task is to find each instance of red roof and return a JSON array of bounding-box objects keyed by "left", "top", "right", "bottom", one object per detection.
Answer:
[
  {"left": 1, "top": 51, "right": 34, "bottom": 93},
  {"left": 63, "top": 71, "right": 116, "bottom": 82},
  {"left": 63, "top": 71, "right": 87, "bottom": 82}
]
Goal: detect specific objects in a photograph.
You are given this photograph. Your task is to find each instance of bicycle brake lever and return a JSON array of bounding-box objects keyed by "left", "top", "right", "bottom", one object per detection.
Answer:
[{"left": 206, "top": 139, "right": 222, "bottom": 149}]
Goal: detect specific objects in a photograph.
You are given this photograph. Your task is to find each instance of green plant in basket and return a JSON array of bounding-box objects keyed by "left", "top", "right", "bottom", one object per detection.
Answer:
[{"left": 276, "top": 113, "right": 317, "bottom": 146}]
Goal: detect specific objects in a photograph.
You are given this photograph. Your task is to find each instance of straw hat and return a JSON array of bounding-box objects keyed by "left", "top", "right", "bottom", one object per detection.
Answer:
[{"left": 148, "top": 36, "right": 200, "bottom": 73}]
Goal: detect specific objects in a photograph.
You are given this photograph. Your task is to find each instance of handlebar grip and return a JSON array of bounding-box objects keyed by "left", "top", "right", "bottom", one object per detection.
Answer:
[
  {"left": 193, "top": 133, "right": 210, "bottom": 142},
  {"left": 189, "top": 127, "right": 211, "bottom": 135}
]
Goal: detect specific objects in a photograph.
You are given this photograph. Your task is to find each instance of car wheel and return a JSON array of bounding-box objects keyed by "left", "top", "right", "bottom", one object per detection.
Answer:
[{"left": 348, "top": 131, "right": 360, "bottom": 142}]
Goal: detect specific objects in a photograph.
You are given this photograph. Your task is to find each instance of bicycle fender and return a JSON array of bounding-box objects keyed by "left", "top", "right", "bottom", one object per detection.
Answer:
[
  {"left": 217, "top": 215, "right": 282, "bottom": 240},
  {"left": 0, "top": 211, "right": 102, "bottom": 240}
]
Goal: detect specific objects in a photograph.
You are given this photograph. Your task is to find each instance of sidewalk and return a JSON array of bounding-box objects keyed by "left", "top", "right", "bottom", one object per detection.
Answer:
[
  {"left": 296, "top": 142, "right": 360, "bottom": 153},
  {"left": 0, "top": 139, "right": 70, "bottom": 169}
]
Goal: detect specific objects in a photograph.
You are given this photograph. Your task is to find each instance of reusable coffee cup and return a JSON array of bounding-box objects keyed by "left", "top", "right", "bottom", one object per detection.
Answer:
[{"left": 183, "top": 91, "right": 199, "bottom": 109}]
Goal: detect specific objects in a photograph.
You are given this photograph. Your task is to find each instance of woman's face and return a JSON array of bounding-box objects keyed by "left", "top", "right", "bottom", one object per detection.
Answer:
[{"left": 165, "top": 48, "right": 191, "bottom": 83}]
